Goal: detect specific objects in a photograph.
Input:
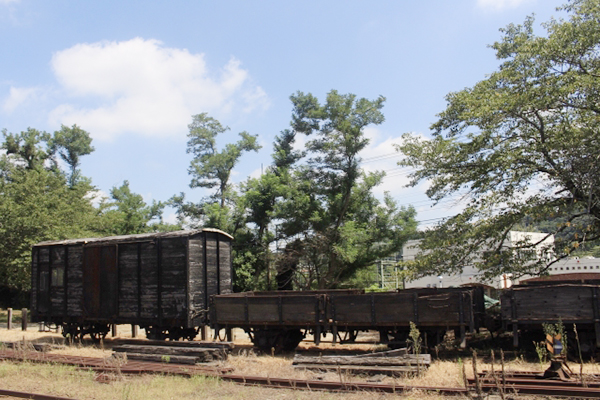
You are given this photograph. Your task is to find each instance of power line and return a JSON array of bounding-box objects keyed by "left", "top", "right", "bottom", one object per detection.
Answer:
[{"left": 360, "top": 152, "right": 401, "bottom": 163}]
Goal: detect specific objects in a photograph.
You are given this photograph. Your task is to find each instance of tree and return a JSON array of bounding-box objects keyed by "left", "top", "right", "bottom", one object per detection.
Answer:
[
  {"left": 396, "top": 0, "right": 600, "bottom": 280},
  {"left": 1, "top": 128, "right": 51, "bottom": 170},
  {"left": 275, "top": 90, "right": 418, "bottom": 289},
  {"left": 49, "top": 124, "right": 94, "bottom": 187},
  {"left": 233, "top": 130, "right": 302, "bottom": 291},
  {"left": 0, "top": 129, "right": 99, "bottom": 292},
  {"left": 186, "top": 113, "right": 261, "bottom": 209},
  {"left": 98, "top": 180, "right": 177, "bottom": 235}
]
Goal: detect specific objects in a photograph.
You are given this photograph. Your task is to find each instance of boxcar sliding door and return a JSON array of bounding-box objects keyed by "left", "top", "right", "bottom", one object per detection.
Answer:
[{"left": 83, "top": 246, "right": 118, "bottom": 319}]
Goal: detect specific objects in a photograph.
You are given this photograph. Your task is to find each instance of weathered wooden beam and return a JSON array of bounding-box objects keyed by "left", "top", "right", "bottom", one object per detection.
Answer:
[
  {"left": 113, "top": 344, "right": 226, "bottom": 360},
  {"left": 7, "top": 308, "right": 12, "bottom": 330},
  {"left": 21, "top": 309, "right": 27, "bottom": 331},
  {"left": 124, "top": 353, "right": 199, "bottom": 365},
  {"left": 293, "top": 364, "right": 426, "bottom": 376},
  {"left": 293, "top": 354, "right": 430, "bottom": 366}
]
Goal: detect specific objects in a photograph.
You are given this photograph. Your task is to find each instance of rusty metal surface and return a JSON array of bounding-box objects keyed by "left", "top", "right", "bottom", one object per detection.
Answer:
[
  {"left": 0, "top": 349, "right": 230, "bottom": 376},
  {"left": 472, "top": 376, "right": 600, "bottom": 388},
  {"left": 0, "top": 388, "right": 78, "bottom": 400},
  {"left": 221, "top": 374, "right": 468, "bottom": 395}
]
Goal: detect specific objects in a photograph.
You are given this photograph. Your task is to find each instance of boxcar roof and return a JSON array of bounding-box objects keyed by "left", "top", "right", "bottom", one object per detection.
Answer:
[{"left": 33, "top": 228, "right": 233, "bottom": 247}]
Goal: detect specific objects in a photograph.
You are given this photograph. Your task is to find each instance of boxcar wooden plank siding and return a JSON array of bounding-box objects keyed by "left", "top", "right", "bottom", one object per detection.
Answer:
[
  {"left": 30, "top": 229, "right": 233, "bottom": 334},
  {"left": 118, "top": 243, "right": 139, "bottom": 318},
  {"left": 188, "top": 238, "right": 205, "bottom": 326},
  {"left": 139, "top": 241, "right": 159, "bottom": 319},
  {"left": 66, "top": 246, "right": 83, "bottom": 316},
  {"left": 160, "top": 237, "right": 188, "bottom": 320},
  {"left": 205, "top": 234, "right": 219, "bottom": 299},
  {"left": 30, "top": 249, "right": 38, "bottom": 317},
  {"left": 218, "top": 240, "right": 232, "bottom": 295}
]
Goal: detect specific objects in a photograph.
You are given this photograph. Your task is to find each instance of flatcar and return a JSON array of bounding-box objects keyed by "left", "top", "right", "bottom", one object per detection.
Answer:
[
  {"left": 210, "top": 286, "right": 486, "bottom": 351},
  {"left": 501, "top": 283, "right": 600, "bottom": 352},
  {"left": 30, "top": 229, "right": 233, "bottom": 341}
]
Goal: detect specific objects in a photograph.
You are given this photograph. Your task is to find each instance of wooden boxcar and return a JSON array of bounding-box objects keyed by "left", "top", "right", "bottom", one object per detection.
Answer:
[
  {"left": 501, "top": 284, "right": 600, "bottom": 351},
  {"left": 211, "top": 287, "right": 483, "bottom": 351},
  {"left": 31, "top": 229, "right": 233, "bottom": 340}
]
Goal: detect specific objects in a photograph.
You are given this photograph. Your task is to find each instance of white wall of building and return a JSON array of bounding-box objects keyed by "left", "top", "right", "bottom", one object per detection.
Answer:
[{"left": 402, "top": 231, "right": 557, "bottom": 289}]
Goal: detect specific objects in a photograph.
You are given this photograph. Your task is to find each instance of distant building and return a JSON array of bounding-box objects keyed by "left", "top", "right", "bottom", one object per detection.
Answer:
[{"left": 400, "top": 231, "right": 555, "bottom": 289}]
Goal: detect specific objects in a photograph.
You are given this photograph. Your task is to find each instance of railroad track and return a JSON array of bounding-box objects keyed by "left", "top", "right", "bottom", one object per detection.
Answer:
[
  {"left": 3, "top": 349, "right": 600, "bottom": 398},
  {"left": 0, "top": 388, "right": 78, "bottom": 400}
]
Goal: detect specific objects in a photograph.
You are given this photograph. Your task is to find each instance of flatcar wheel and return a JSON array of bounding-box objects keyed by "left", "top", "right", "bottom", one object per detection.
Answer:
[
  {"left": 388, "top": 330, "right": 410, "bottom": 349},
  {"left": 252, "top": 328, "right": 304, "bottom": 353},
  {"left": 281, "top": 329, "right": 304, "bottom": 351},
  {"left": 339, "top": 330, "right": 359, "bottom": 343}
]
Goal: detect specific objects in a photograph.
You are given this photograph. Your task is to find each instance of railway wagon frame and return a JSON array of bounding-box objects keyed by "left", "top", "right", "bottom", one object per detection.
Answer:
[
  {"left": 31, "top": 229, "right": 233, "bottom": 341},
  {"left": 501, "top": 283, "right": 600, "bottom": 351},
  {"left": 211, "top": 287, "right": 484, "bottom": 351}
]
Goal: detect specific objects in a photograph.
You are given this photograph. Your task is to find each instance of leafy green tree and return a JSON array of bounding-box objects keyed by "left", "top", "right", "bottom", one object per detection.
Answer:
[
  {"left": 233, "top": 129, "right": 305, "bottom": 291},
  {"left": 1, "top": 128, "right": 51, "bottom": 170},
  {"left": 186, "top": 113, "right": 261, "bottom": 209},
  {"left": 172, "top": 113, "right": 261, "bottom": 236},
  {"left": 396, "top": 0, "right": 600, "bottom": 280},
  {"left": 98, "top": 180, "right": 178, "bottom": 235},
  {"left": 49, "top": 124, "right": 95, "bottom": 187},
  {"left": 0, "top": 130, "right": 99, "bottom": 291},
  {"left": 275, "top": 90, "right": 418, "bottom": 289}
]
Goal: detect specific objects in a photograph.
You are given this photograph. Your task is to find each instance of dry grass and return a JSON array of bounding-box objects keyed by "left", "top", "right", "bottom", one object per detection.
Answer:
[
  {"left": 1, "top": 326, "right": 599, "bottom": 399},
  {"left": 0, "top": 361, "right": 434, "bottom": 400}
]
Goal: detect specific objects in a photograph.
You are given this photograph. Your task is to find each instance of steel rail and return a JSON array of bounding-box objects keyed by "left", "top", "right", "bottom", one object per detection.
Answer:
[
  {"left": 468, "top": 379, "right": 600, "bottom": 398},
  {"left": 0, "top": 388, "right": 78, "bottom": 400},
  {"left": 220, "top": 374, "right": 468, "bottom": 395},
  {"left": 471, "top": 376, "right": 600, "bottom": 388}
]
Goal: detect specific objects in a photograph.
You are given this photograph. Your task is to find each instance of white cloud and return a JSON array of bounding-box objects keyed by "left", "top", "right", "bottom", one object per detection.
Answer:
[
  {"left": 43, "top": 38, "right": 269, "bottom": 140},
  {"left": 85, "top": 189, "right": 108, "bottom": 207},
  {"left": 0, "top": 0, "right": 20, "bottom": 4},
  {"left": 2, "top": 86, "right": 42, "bottom": 113},
  {"left": 163, "top": 212, "right": 179, "bottom": 225},
  {"left": 476, "top": 0, "right": 533, "bottom": 11}
]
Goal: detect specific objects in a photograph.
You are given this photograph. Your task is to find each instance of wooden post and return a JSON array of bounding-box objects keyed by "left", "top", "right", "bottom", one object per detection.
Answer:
[
  {"left": 111, "top": 324, "right": 117, "bottom": 337},
  {"left": 21, "top": 309, "right": 27, "bottom": 331},
  {"left": 7, "top": 308, "right": 12, "bottom": 330},
  {"left": 200, "top": 325, "right": 207, "bottom": 341},
  {"left": 38, "top": 322, "right": 45, "bottom": 332},
  {"left": 226, "top": 328, "right": 233, "bottom": 342},
  {"left": 131, "top": 324, "right": 138, "bottom": 338}
]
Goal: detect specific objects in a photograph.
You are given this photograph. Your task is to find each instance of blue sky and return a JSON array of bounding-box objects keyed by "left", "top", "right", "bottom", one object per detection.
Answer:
[{"left": 1, "top": 0, "right": 567, "bottom": 227}]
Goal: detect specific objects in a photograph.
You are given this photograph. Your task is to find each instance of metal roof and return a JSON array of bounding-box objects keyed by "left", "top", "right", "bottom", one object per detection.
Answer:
[
  {"left": 33, "top": 228, "right": 233, "bottom": 247},
  {"left": 520, "top": 272, "right": 600, "bottom": 284}
]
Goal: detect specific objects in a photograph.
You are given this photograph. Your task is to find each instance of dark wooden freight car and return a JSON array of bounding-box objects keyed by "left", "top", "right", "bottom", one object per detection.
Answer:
[
  {"left": 211, "top": 287, "right": 483, "bottom": 351},
  {"left": 31, "top": 229, "right": 233, "bottom": 341},
  {"left": 501, "top": 284, "right": 600, "bottom": 352}
]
